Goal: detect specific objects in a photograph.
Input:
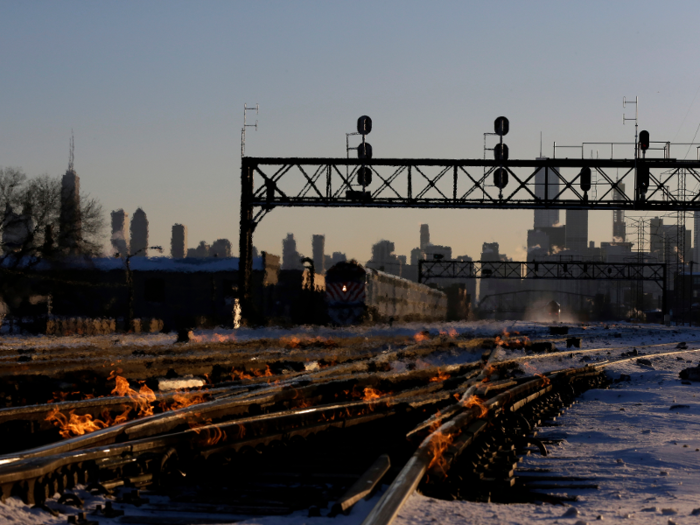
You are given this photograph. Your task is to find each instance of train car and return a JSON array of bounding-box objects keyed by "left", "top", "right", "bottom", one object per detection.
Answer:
[{"left": 325, "top": 261, "right": 447, "bottom": 325}]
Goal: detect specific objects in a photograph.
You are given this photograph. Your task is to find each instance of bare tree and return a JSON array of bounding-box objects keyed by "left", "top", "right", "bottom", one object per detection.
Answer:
[{"left": 0, "top": 167, "right": 106, "bottom": 261}]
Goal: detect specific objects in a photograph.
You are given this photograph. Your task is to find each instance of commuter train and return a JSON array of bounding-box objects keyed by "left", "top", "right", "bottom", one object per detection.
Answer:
[{"left": 325, "top": 261, "right": 447, "bottom": 325}]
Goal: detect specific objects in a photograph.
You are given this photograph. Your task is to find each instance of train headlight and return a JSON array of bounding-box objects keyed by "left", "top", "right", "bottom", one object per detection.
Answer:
[{"left": 342, "top": 285, "right": 347, "bottom": 292}]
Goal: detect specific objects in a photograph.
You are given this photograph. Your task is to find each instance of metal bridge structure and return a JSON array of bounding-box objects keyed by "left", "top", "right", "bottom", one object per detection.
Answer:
[
  {"left": 417, "top": 259, "right": 668, "bottom": 313},
  {"left": 239, "top": 156, "right": 700, "bottom": 321}
]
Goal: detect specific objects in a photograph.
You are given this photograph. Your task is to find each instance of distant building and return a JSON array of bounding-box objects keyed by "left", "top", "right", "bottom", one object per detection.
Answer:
[
  {"left": 425, "top": 244, "right": 452, "bottom": 261},
  {"left": 366, "top": 240, "right": 402, "bottom": 277},
  {"left": 110, "top": 209, "right": 129, "bottom": 257},
  {"left": 171, "top": 224, "right": 187, "bottom": 259},
  {"left": 188, "top": 241, "right": 210, "bottom": 258},
  {"left": 420, "top": 224, "right": 430, "bottom": 250},
  {"left": 533, "top": 159, "right": 560, "bottom": 229},
  {"left": 613, "top": 183, "right": 626, "bottom": 242},
  {"left": 312, "top": 234, "right": 325, "bottom": 274},
  {"left": 59, "top": 170, "right": 82, "bottom": 254},
  {"left": 210, "top": 238, "right": 232, "bottom": 258},
  {"left": 282, "top": 233, "right": 303, "bottom": 270},
  {"left": 130, "top": 208, "right": 149, "bottom": 257},
  {"left": 565, "top": 209, "right": 588, "bottom": 252},
  {"left": 329, "top": 252, "right": 346, "bottom": 267}
]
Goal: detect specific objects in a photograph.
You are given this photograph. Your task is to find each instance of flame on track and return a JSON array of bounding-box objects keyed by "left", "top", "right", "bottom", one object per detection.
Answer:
[
  {"left": 429, "top": 368, "right": 450, "bottom": 383},
  {"left": 413, "top": 330, "right": 431, "bottom": 343},
  {"left": 46, "top": 370, "right": 208, "bottom": 439}
]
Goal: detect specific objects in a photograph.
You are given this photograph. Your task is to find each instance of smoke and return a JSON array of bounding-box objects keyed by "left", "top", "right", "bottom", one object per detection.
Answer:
[
  {"left": 527, "top": 245, "right": 542, "bottom": 253},
  {"left": 612, "top": 236, "right": 624, "bottom": 243}
]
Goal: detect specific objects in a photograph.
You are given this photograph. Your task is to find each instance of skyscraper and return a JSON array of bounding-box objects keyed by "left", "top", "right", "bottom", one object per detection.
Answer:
[
  {"left": 59, "top": 170, "right": 82, "bottom": 254},
  {"left": 171, "top": 224, "right": 187, "bottom": 258},
  {"left": 420, "top": 224, "right": 430, "bottom": 250},
  {"left": 533, "top": 159, "right": 560, "bottom": 228},
  {"left": 110, "top": 209, "right": 129, "bottom": 257},
  {"left": 282, "top": 233, "right": 303, "bottom": 270},
  {"left": 130, "top": 208, "right": 149, "bottom": 257}
]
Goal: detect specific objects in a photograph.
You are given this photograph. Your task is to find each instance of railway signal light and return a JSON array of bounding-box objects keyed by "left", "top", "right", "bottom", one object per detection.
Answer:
[
  {"left": 356, "top": 115, "right": 373, "bottom": 184},
  {"left": 639, "top": 130, "right": 650, "bottom": 152},
  {"left": 494, "top": 116, "right": 509, "bottom": 136},
  {"left": 494, "top": 143, "right": 509, "bottom": 161},
  {"left": 357, "top": 166, "right": 372, "bottom": 186},
  {"left": 494, "top": 168, "right": 508, "bottom": 189},
  {"left": 357, "top": 115, "right": 372, "bottom": 135},
  {"left": 579, "top": 167, "right": 591, "bottom": 192},
  {"left": 637, "top": 165, "right": 650, "bottom": 194},
  {"left": 357, "top": 142, "right": 373, "bottom": 160}
]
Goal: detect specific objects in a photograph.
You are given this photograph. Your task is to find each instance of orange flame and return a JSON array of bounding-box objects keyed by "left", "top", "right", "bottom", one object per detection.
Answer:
[
  {"left": 461, "top": 394, "right": 488, "bottom": 418},
  {"left": 108, "top": 370, "right": 156, "bottom": 417},
  {"left": 187, "top": 332, "right": 237, "bottom": 344},
  {"left": 46, "top": 407, "right": 109, "bottom": 438},
  {"left": 230, "top": 364, "right": 274, "bottom": 382},
  {"left": 429, "top": 368, "right": 450, "bottom": 383},
  {"left": 414, "top": 331, "right": 430, "bottom": 343},
  {"left": 189, "top": 417, "right": 227, "bottom": 446},
  {"left": 280, "top": 335, "right": 338, "bottom": 349},
  {"left": 363, "top": 387, "right": 382, "bottom": 401}
]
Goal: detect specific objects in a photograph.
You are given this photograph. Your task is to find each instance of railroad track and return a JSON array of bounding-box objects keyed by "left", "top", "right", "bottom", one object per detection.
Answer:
[{"left": 0, "top": 333, "right": 697, "bottom": 524}]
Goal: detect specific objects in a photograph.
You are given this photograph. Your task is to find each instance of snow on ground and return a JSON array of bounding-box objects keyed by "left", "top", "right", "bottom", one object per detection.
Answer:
[{"left": 2, "top": 322, "right": 700, "bottom": 524}]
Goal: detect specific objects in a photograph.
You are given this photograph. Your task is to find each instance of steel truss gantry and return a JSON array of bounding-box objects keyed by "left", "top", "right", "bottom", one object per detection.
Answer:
[
  {"left": 418, "top": 259, "right": 667, "bottom": 314},
  {"left": 239, "top": 157, "right": 700, "bottom": 321}
]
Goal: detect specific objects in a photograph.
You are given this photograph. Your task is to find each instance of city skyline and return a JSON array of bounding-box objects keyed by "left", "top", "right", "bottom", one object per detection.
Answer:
[{"left": 2, "top": 2, "right": 700, "bottom": 263}]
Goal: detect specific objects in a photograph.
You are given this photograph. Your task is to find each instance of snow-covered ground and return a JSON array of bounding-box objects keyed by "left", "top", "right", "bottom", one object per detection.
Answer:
[{"left": 2, "top": 321, "right": 700, "bottom": 525}]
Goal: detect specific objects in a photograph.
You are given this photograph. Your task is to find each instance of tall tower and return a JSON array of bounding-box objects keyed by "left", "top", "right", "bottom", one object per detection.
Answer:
[
  {"left": 420, "top": 224, "right": 430, "bottom": 250},
  {"left": 130, "top": 208, "right": 149, "bottom": 257},
  {"left": 171, "top": 224, "right": 187, "bottom": 258},
  {"left": 58, "top": 133, "right": 82, "bottom": 255},
  {"left": 110, "top": 209, "right": 129, "bottom": 257},
  {"left": 613, "top": 183, "right": 626, "bottom": 241},
  {"left": 565, "top": 209, "right": 588, "bottom": 252},
  {"left": 312, "top": 234, "right": 325, "bottom": 274},
  {"left": 533, "top": 159, "right": 560, "bottom": 228}
]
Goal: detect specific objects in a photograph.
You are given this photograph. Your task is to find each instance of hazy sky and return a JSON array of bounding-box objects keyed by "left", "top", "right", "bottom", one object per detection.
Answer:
[{"left": 2, "top": 1, "right": 700, "bottom": 262}]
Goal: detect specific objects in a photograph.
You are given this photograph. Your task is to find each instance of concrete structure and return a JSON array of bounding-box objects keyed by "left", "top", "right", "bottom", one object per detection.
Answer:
[
  {"left": 130, "top": 208, "right": 149, "bottom": 257},
  {"left": 171, "top": 224, "right": 187, "bottom": 259},
  {"left": 210, "top": 238, "right": 232, "bottom": 258},
  {"left": 312, "top": 234, "right": 325, "bottom": 274},
  {"left": 110, "top": 209, "right": 129, "bottom": 257},
  {"left": 59, "top": 170, "right": 81, "bottom": 255},
  {"left": 282, "top": 234, "right": 303, "bottom": 270},
  {"left": 565, "top": 209, "right": 588, "bottom": 252},
  {"left": 533, "top": 159, "right": 560, "bottom": 229}
]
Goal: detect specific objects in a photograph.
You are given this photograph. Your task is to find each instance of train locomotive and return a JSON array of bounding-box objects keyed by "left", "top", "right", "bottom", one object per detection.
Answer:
[{"left": 325, "top": 261, "right": 447, "bottom": 325}]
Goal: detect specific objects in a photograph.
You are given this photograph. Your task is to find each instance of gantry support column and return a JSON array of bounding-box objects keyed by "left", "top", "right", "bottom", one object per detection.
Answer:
[{"left": 239, "top": 158, "right": 255, "bottom": 325}]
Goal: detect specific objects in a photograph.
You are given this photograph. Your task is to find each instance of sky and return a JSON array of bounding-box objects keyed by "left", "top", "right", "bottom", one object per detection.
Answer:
[{"left": 2, "top": 1, "right": 700, "bottom": 262}]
